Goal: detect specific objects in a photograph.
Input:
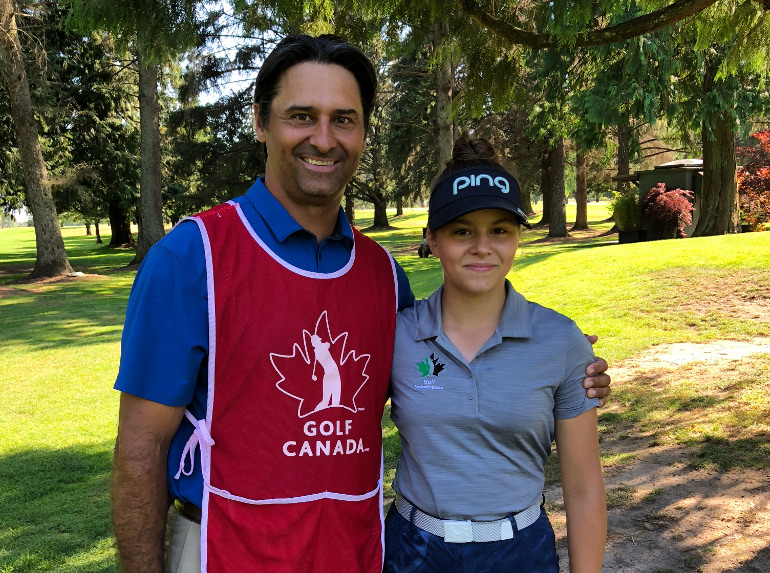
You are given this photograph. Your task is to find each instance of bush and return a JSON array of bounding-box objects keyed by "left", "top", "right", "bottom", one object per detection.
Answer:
[
  {"left": 642, "top": 183, "right": 694, "bottom": 237},
  {"left": 610, "top": 191, "right": 642, "bottom": 231},
  {"left": 736, "top": 129, "right": 770, "bottom": 232}
]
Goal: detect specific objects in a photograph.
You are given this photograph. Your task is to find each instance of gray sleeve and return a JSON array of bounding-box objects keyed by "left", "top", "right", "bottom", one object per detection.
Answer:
[{"left": 553, "top": 322, "right": 600, "bottom": 419}]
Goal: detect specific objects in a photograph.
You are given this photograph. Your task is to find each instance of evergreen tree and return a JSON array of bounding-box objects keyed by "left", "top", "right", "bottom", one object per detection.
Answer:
[
  {"left": 63, "top": 0, "right": 200, "bottom": 263},
  {"left": 0, "top": 0, "right": 73, "bottom": 277}
]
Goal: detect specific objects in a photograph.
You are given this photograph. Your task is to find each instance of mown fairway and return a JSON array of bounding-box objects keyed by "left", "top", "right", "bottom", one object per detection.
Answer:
[{"left": 1, "top": 209, "right": 769, "bottom": 572}]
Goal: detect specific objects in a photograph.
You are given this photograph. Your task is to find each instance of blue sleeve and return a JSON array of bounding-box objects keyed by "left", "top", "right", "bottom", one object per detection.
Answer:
[
  {"left": 114, "top": 223, "right": 208, "bottom": 407},
  {"left": 553, "top": 323, "right": 599, "bottom": 419},
  {"left": 394, "top": 260, "right": 415, "bottom": 311}
]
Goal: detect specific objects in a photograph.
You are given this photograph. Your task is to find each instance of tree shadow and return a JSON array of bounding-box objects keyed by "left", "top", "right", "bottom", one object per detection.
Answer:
[
  {"left": 726, "top": 545, "right": 770, "bottom": 572},
  {"left": 691, "top": 434, "right": 770, "bottom": 471},
  {"left": 0, "top": 444, "right": 117, "bottom": 572},
  {"left": 551, "top": 438, "right": 770, "bottom": 572},
  {"left": 0, "top": 279, "right": 130, "bottom": 351}
]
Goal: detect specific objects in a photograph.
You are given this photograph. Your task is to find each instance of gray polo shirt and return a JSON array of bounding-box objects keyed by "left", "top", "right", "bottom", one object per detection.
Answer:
[{"left": 390, "top": 281, "right": 598, "bottom": 521}]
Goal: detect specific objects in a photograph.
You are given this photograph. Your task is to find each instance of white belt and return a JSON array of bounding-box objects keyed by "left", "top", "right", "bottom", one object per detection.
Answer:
[{"left": 395, "top": 493, "right": 541, "bottom": 543}]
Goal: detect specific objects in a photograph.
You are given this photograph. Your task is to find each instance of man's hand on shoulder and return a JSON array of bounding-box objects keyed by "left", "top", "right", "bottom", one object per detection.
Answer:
[{"left": 584, "top": 334, "right": 611, "bottom": 407}]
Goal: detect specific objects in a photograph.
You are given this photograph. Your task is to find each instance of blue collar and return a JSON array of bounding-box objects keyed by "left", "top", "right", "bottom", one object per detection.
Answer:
[
  {"left": 415, "top": 280, "right": 532, "bottom": 341},
  {"left": 245, "top": 178, "right": 354, "bottom": 245}
]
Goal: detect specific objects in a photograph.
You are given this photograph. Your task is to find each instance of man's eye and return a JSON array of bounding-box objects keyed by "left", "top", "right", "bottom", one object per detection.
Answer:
[
  {"left": 491, "top": 227, "right": 508, "bottom": 234},
  {"left": 454, "top": 228, "right": 471, "bottom": 236},
  {"left": 337, "top": 116, "right": 353, "bottom": 124},
  {"left": 293, "top": 114, "right": 311, "bottom": 121}
]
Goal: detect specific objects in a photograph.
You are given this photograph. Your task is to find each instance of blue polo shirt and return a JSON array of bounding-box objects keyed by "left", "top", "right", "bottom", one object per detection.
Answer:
[
  {"left": 115, "top": 179, "right": 414, "bottom": 505},
  {"left": 390, "top": 281, "right": 597, "bottom": 521}
]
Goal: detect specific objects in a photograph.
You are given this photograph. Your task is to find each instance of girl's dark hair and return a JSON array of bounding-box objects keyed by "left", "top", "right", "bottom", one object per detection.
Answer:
[
  {"left": 431, "top": 132, "right": 505, "bottom": 190},
  {"left": 253, "top": 34, "right": 377, "bottom": 132}
]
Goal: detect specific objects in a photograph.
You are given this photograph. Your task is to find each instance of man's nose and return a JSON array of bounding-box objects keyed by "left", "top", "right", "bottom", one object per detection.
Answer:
[{"left": 308, "top": 119, "right": 334, "bottom": 154}]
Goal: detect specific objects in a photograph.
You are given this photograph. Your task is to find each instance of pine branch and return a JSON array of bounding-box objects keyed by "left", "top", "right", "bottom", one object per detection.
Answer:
[{"left": 460, "top": 0, "right": 719, "bottom": 48}]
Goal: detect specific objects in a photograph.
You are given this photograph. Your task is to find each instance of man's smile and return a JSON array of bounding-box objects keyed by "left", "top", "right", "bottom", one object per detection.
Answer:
[{"left": 302, "top": 157, "right": 338, "bottom": 167}]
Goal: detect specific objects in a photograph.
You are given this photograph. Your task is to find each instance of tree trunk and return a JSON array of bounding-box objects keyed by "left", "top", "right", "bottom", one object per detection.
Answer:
[
  {"left": 85, "top": 222, "right": 92, "bottom": 236},
  {"left": 372, "top": 198, "right": 389, "bottom": 228},
  {"left": 539, "top": 147, "right": 552, "bottom": 226},
  {"left": 108, "top": 201, "right": 134, "bottom": 247},
  {"left": 433, "top": 19, "right": 453, "bottom": 172},
  {"left": 0, "top": 0, "right": 73, "bottom": 278},
  {"left": 520, "top": 187, "right": 534, "bottom": 216},
  {"left": 694, "top": 111, "right": 738, "bottom": 236},
  {"left": 616, "top": 116, "right": 631, "bottom": 194},
  {"left": 396, "top": 195, "right": 404, "bottom": 216},
  {"left": 548, "top": 137, "right": 568, "bottom": 238},
  {"left": 133, "top": 50, "right": 165, "bottom": 264},
  {"left": 345, "top": 188, "right": 355, "bottom": 226},
  {"left": 95, "top": 221, "right": 103, "bottom": 244},
  {"left": 572, "top": 143, "right": 589, "bottom": 230},
  {"left": 693, "top": 70, "right": 739, "bottom": 236}
]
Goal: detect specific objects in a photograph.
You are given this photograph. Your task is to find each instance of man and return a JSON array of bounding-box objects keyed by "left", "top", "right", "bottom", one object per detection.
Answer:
[{"left": 112, "top": 34, "right": 611, "bottom": 573}]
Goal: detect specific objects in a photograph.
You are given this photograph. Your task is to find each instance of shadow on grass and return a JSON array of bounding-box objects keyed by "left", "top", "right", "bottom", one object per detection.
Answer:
[
  {"left": 0, "top": 443, "right": 117, "bottom": 573},
  {"left": 726, "top": 545, "right": 770, "bottom": 572},
  {"left": 690, "top": 434, "right": 770, "bottom": 471},
  {"left": 0, "top": 280, "right": 130, "bottom": 351}
]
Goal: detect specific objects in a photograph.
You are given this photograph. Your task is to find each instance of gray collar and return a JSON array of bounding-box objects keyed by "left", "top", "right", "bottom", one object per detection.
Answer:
[{"left": 415, "top": 280, "right": 532, "bottom": 341}]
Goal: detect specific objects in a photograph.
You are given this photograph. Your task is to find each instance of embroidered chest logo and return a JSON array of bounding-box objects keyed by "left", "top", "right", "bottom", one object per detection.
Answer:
[
  {"left": 414, "top": 353, "right": 446, "bottom": 391},
  {"left": 417, "top": 353, "right": 446, "bottom": 377},
  {"left": 271, "top": 311, "right": 371, "bottom": 418}
]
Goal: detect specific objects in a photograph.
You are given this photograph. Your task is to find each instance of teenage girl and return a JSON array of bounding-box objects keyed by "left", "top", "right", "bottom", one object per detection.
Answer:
[{"left": 384, "top": 134, "right": 606, "bottom": 573}]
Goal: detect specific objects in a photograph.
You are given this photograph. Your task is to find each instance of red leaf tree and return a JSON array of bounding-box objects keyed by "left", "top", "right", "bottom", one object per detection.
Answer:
[
  {"left": 642, "top": 183, "right": 695, "bottom": 237},
  {"left": 736, "top": 129, "right": 770, "bottom": 232}
]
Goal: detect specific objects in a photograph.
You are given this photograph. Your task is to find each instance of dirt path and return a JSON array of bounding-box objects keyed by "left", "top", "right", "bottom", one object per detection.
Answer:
[{"left": 549, "top": 339, "right": 770, "bottom": 572}]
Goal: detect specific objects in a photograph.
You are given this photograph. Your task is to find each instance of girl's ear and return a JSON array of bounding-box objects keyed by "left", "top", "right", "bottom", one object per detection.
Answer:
[{"left": 426, "top": 228, "right": 439, "bottom": 259}]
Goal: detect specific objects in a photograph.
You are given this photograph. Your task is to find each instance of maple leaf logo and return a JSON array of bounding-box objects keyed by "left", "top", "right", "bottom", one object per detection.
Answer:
[
  {"left": 416, "top": 353, "right": 446, "bottom": 378},
  {"left": 270, "top": 311, "right": 371, "bottom": 418}
]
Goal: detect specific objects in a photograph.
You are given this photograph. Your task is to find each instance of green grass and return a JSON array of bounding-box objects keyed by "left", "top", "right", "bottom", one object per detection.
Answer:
[
  {"left": 599, "top": 354, "right": 770, "bottom": 470},
  {"left": 2, "top": 207, "right": 769, "bottom": 571},
  {"left": 1, "top": 227, "right": 134, "bottom": 573}
]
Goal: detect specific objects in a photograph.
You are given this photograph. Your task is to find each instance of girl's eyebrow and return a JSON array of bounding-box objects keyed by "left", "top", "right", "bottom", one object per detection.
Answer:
[{"left": 450, "top": 217, "right": 517, "bottom": 225}]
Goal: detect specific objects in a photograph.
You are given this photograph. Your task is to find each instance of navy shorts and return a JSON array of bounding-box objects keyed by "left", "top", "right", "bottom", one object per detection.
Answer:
[{"left": 383, "top": 503, "right": 559, "bottom": 573}]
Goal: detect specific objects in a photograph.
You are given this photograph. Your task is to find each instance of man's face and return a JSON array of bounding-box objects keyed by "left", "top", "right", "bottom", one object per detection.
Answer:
[{"left": 254, "top": 62, "right": 366, "bottom": 209}]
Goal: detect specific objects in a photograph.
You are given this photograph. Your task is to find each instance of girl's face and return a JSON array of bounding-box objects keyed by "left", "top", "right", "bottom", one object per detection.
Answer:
[{"left": 427, "top": 209, "right": 521, "bottom": 299}]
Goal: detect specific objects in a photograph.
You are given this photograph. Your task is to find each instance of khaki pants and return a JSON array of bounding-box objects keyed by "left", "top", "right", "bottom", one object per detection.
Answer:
[{"left": 166, "top": 508, "right": 201, "bottom": 573}]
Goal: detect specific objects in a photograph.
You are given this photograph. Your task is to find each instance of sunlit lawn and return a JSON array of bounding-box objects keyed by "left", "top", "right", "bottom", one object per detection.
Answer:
[{"left": 2, "top": 206, "right": 769, "bottom": 571}]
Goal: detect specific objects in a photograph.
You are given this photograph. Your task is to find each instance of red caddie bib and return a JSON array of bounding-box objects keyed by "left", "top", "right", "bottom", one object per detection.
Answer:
[{"left": 184, "top": 201, "right": 397, "bottom": 572}]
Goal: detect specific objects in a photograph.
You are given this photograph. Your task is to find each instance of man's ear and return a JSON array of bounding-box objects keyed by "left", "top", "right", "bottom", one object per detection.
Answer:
[{"left": 254, "top": 104, "right": 266, "bottom": 142}]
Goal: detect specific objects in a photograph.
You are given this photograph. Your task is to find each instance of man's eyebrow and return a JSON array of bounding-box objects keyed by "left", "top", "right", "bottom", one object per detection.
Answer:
[
  {"left": 283, "top": 105, "right": 360, "bottom": 116},
  {"left": 283, "top": 105, "right": 315, "bottom": 114}
]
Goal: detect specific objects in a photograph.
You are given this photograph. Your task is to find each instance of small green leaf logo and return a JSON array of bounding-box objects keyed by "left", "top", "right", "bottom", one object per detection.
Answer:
[{"left": 417, "top": 354, "right": 446, "bottom": 378}]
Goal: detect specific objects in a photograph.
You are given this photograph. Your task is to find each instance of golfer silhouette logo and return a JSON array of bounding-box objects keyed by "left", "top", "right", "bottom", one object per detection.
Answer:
[
  {"left": 271, "top": 311, "right": 371, "bottom": 418},
  {"left": 310, "top": 334, "right": 341, "bottom": 411}
]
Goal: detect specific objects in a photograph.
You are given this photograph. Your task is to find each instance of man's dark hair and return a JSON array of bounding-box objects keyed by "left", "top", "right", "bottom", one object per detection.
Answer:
[{"left": 254, "top": 34, "right": 377, "bottom": 132}]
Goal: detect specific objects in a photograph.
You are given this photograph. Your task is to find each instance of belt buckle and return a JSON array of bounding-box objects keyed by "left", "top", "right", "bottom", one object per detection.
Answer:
[{"left": 443, "top": 520, "right": 473, "bottom": 543}]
